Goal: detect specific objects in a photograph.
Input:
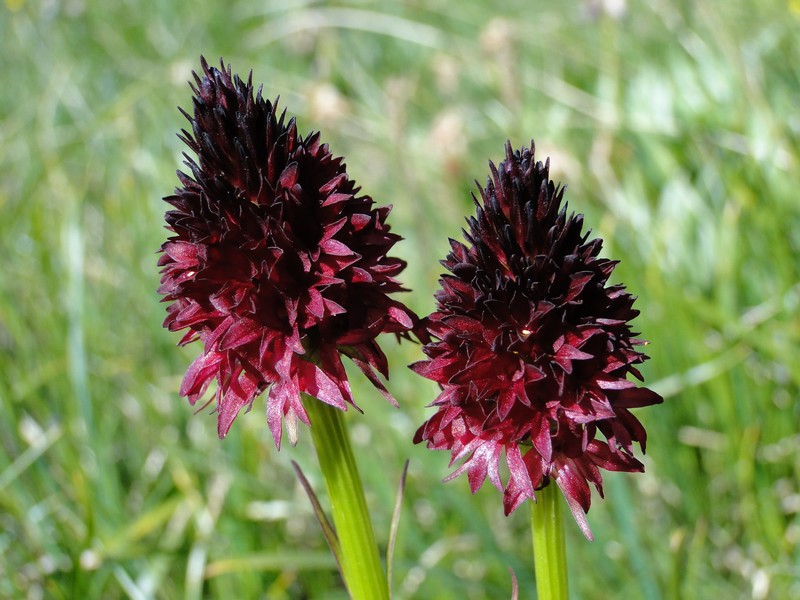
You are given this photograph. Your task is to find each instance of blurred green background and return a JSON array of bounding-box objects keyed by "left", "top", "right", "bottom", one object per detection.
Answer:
[{"left": 2, "top": 0, "right": 799, "bottom": 598}]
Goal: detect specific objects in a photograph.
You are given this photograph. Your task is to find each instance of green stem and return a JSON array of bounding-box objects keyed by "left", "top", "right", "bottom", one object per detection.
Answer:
[
  {"left": 304, "top": 395, "right": 389, "bottom": 600},
  {"left": 531, "top": 484, "right": 569, "bottom": 600}
]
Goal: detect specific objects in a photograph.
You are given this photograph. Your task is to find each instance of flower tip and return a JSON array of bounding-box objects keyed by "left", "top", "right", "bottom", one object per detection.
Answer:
[
  {"left": 578, "top": 519, "right": 594, "bottom": 541},
  {"left": 504, "top": 139, "right": 515, "bottom": 161},
  {"left": 217, "top": 416, "right": 233, "bottom": 440},
  {"left": 555, "top": 481, "right": 594, "bottom": 540}
]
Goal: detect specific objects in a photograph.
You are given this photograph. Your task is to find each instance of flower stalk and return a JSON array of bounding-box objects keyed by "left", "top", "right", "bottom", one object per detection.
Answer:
[
  {"left": 304, "top": 394, "right": 389, "bottom": 600},
  {"left": 531, "top": 485, "right": 568, "bottom": 600}
]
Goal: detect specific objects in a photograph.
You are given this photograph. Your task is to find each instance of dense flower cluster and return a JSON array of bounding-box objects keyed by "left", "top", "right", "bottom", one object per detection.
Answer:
[
  {"left": 158, "top": 58, "right": 418, "bottom": 447},
  {"left": 412, "top": 142, "right": 662, "bottom": 537}
]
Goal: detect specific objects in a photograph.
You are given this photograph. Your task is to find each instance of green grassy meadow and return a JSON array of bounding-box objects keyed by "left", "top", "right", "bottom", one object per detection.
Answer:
[{"left": 1, "top": 0, "right": 799, "bottom": 597}]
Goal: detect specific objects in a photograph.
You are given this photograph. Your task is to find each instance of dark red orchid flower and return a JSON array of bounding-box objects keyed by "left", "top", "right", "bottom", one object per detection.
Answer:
[
  {"left": 412, "top": 142, "right": 662, "bottom": 538},
  {"left": 159, "top": 57, "right": 419, "bottom": 447}
]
